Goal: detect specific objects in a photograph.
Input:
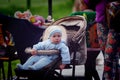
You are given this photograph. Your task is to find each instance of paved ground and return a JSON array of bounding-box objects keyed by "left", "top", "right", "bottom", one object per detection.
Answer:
[
  {"left": 55, "top": 64, "right": 104, "bottom": 80},
  {"left": 56, "top": 52, "right": 104, "bottom": 80}
]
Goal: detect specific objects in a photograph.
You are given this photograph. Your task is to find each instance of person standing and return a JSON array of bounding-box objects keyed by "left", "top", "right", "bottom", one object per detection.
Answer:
[{"left": 83, "top": 0, "right": 120, "bottom": 80}]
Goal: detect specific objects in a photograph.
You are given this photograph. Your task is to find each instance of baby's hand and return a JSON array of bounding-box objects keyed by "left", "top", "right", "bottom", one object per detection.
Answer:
[
  {"left": 31, "top": 49, "right": 37, "bottom": 55},
  {"left": 59, "top": 64, "right": 66, "bottom": 70}
]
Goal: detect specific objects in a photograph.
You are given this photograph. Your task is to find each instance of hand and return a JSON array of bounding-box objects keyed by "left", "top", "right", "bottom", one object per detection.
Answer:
[
  {"left": 59, "top": 64, "right": 66, "bottom": 70},
  {"left": 31, "top": 49, "right": 37, "bottom": 55}
]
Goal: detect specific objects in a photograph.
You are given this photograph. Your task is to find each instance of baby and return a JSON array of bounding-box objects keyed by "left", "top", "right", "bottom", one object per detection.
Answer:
[{"left": 17, "top": 25, "right": 70, "bottom": 70}]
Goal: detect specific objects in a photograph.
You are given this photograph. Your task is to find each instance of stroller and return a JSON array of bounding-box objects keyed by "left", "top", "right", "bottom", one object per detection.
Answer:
[{"left": 0, "top": 14, "right": 87, "bottom": 80}]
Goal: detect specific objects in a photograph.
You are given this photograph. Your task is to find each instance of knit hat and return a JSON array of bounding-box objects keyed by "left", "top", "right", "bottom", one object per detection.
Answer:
[
  {"left": 42, "top": 25, "right": 67, "bottom": 43},
  {"left": 49, "top": 26, "right": 62, "bottom": 38}
]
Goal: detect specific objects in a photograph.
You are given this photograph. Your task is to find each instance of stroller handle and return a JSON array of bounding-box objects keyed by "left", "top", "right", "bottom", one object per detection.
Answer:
[{"left": 25, "top": 47, "right": 60, "bottom": 55}]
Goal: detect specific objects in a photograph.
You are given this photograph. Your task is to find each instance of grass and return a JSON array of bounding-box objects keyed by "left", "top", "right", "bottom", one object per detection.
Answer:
[
  {"left": 0, "top": 0, "right": 74, "bottom": 78},
  {"left": 0, "top": 0, "right": 74, "bottom": 19},
  {"left": 3, "top": 60, "right": 20, "bottom": 78}
]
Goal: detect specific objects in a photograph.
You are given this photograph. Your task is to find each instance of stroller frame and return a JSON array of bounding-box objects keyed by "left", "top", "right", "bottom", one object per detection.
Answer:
[
  {"left": 14, "top": 15, "right": 87, "bottom": 80},
  {"left": 0, "top": 13, "right": 87, "bottom": 80}
]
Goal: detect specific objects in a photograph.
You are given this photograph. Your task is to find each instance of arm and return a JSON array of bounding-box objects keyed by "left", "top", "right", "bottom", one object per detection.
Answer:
[
  {"left": 59, "top": 43, "right": 70, "bottom": 69},
  {"left": 30, "top": 41, "right": 45, "bottom": 55},
  {"left": 32, "top": 41, "right": 45, "bottom": 50}
]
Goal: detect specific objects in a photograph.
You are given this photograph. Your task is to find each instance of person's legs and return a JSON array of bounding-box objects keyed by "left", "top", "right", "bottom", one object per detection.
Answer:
[
  {"left": 84, "top": 69, "right": 93, "bottom": 80},
  {"left": 96, "top": 23, "right": 109, "bottom": 79},
  {"left": 85, "top": 50, "right": 100, "bottom": 80},
  {"left": 103, "top": 30, "right": 120, "bottom": 80},
  {"left": 96, "top": 23, "right": 108, "bottom": 52},
  {"left": 29, "top": 56, "right": 52, "bottom": 70},
  {"left": 92, "top": 68, "right": 100, "bottom": 80},
  {"left": 21, "top": 55, "right": 41, "bottom": 70}
]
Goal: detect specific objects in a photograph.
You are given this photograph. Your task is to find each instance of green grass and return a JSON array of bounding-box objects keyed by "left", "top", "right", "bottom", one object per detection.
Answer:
[
  {"left": 0, "top": 0, "right": 74, "bottom": 19},
  {"left": 3, "top": 60, "right": 20, "bottom": 77},
  {"left": 0, "top": 0, "right": 74, "bottom": 78}
]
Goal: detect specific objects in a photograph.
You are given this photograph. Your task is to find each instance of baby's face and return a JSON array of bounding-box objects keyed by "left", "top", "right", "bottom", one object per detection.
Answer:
[{"left": 50, "top": 32, "right": 61, "bottom": 44}]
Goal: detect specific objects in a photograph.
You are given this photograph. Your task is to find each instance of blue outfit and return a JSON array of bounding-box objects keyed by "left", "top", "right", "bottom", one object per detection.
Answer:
[{"left": 17, "top": 39, "right": 70, "bottom": 70}]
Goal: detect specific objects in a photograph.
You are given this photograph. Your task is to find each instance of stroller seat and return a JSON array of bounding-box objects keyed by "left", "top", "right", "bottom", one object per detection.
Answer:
[
  {"left": 14, "top": 25, "right": 68, "bottom": 80},
  {"left": 51, "top": 16, "right": 87, "bottom": 79},
  {"left": 52, "top": 16, "right": 87, "bottom": 65}
]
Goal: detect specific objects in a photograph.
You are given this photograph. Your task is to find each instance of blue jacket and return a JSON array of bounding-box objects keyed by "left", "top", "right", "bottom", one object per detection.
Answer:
[{"left": 33, "top": 39, "right": 71, "bottom": 64}]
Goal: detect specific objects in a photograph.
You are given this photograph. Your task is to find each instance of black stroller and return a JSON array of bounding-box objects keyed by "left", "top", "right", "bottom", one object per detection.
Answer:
[{"left": 0, "top": 14, "right": 87, "bottom": 80}]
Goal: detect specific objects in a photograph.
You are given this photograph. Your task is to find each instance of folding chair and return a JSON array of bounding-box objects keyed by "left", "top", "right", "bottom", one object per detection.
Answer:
[{"left": 0, "top": 24, "right": 18, "bottom": 80}]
